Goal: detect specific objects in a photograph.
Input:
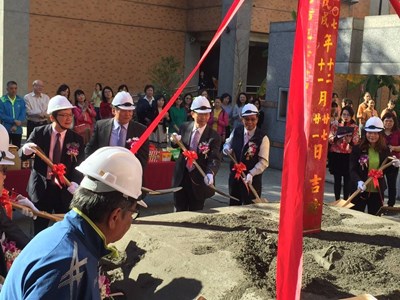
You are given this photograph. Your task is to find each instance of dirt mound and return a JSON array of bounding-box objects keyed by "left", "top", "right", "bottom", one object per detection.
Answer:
[{"left": 109, "top": 204, "right": 400, "bottom": 299}]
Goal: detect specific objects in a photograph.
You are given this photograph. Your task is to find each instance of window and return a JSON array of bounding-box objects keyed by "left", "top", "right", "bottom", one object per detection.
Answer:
[{"left": 278, "top": 88, "right": 288, "bottom": 121}]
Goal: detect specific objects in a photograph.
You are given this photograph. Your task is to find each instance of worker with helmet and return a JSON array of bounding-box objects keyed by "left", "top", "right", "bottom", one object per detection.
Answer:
[
  {"left": 85, "top": 91, "right": 149, "bottom": 170},
  {"left": 0, "top": 147, "right": 146, "bottom": 298},
  {"left": 350, "top": 116, "right": 400, "bottom": 214},
  {"left": 0, "top": 124, "right": 39, "bottom": 279},
  {"left": 223, "top": 103, "right": 270, "bottom": 205},
  {"left": 20, "top": 95, "right": 84, "bottom": 234},
  {"left": 171, "top": 96, "right": 221, "bottom": 211}
]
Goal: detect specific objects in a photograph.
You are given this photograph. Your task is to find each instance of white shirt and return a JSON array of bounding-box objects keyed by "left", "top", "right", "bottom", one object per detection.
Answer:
[
  {"left": 144, "top": 95, "right": 155, "bottom": 106},
  {"left": 224, "top": 127, "right": 270, "bottom": 176},
  {"left": 24, "top": 92, "right": 50, "bottom": 122}
]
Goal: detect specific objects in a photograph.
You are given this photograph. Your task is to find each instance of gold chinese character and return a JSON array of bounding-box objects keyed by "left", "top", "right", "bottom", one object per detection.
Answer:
[
  {"left": 314, "top": 144, "right": 323, "bottom": 160},
  {"left": 331, "top": 18, "right": 338, "bottom": 29},
  {"left": 322, "top": 113, "right": 330, "bottom": 124},
  {"left": 318, "top": 91, "right": 327, "bottom": 106},
  {"left": 322, "top": 0, "right": 331, "bottom": 9},
  {"left": 318, "top": 58, "right": 326, "bottom": 71},
  {"left": 327, "top": 58, "right": 335, "bottom": 70},
  {"left": 321, "top": 12, "right": 329, "bottom": 28},
  {"left": 321, "top": 129, "right": 328, "bottom": 141},
  {"left": 313, "top": 113, "right": 321, "bottom": 124},
  {"left": 323, "top": 34, "right": 333, "bottom": 52},
  {"left": 310, "top": 174, "right": 322, "bottom": 193}
]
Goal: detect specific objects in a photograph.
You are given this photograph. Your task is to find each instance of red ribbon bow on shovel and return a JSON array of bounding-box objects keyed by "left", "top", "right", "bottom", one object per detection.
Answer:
[
  {"left": 51, "top": 163, "right": 67, "bottom": 188},
  {"left": 0, "top": 189, "right": 13, "bottom": 219},
  {"left": 183, "top": 150, "right": 198, "bottom": 168},
  {"left": 232, "top": 162, "right": 247, "bottom": 180},
  {"left": 368, "top": 169, "right": 383, "bottom": 189}
]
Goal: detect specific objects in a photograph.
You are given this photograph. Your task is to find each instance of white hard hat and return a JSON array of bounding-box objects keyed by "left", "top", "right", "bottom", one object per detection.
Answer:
[
  {"left": 47, "top": 95, "right": 75, "bottom": 114},
  {"left": 241, "top": 104, "right": 259, "bottom": 117},
  {"left": 112, "top": 91, "right": 135, "bottom": 110},
  {"left": 0, "top": 125, "right": 15, "bottom": 165},
  {"left": 365, "top": 117, "right": 384, "bottom": 132},
  {"left": 190, "top": 96, "right": 211, "bottom": 113},
  {"left": 76, "top": 147, "right": 144, "bottom": 204}
]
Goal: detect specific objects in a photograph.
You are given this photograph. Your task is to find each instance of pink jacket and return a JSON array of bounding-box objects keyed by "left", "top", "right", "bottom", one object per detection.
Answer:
[
  {"left": 73, "top": 103, "right": 96, "bottom": 127},
  {"left": 208, "top": 108, "right": 229, "bottom": 136}
]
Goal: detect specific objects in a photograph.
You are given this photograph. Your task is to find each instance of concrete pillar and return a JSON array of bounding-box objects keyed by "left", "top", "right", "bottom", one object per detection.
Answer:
[
  {"left": 0, "top": 0, "right": 30, "bottom": 96},
  {"left": 218, "top": 0, "right": 252, "bottom": 99},
  {"left": 183, "top": 33, "right": 201, "bottom": 94}
]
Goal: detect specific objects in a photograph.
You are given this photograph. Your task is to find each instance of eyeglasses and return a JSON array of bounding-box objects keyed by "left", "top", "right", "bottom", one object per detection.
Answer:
[
  {"left": 124, "top": 207, "right": 140, "bottom": 220},
  {"left": 243, "top": 117, "right": 258, "bottom": 122},
  {"left": 57, "top": 114, "right": 73, "bottom": 119}
]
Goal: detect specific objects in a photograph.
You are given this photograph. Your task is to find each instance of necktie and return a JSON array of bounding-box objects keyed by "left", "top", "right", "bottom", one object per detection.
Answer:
[
  {"left": 53, "top": 133, "right": 61, "bottom": 163},
  {"left": 190, "top": 129, "right": 200, "bottom": 151},
  {"left": 118, "top": 126, "right": 126, "bottom": 147},
  {"left": 187, "top": 129, "right": 200, "bottom": 171}
]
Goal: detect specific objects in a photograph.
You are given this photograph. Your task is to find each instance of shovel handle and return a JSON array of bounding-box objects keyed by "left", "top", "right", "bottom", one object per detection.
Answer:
[
  {"left": 32, "top": 146, "right": 71, "bottom": 187},
  {"left": 341, "top": 158, "right": 394, "bottom": 207},
  {"left": 11, "top": 202, "right": 63, "bottom": 222},
  {"left": 173, "top": 138, "right": 207, "bottom": 177},
  {"left": 172, "top": 136, "right": 240, "bottom": 202}
]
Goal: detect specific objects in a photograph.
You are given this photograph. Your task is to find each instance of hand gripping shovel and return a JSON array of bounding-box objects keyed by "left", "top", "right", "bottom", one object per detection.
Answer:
[
  {"left": 330, "top": 157, "right": 394, "bottom": 208},
  {"left": 225, "top": 151, "right": 268, "bottom": 204},
  {"left": 172, "top": 136, "right": 240, "bottom": 202}
]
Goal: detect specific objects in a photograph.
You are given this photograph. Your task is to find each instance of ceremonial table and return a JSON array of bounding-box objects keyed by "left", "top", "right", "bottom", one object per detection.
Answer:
[
  {"left": 5, "top": 161, "right": 176, "bottom": 196},
  {"left": 143, "top": 161, "right": 175, "bottom": 190}
]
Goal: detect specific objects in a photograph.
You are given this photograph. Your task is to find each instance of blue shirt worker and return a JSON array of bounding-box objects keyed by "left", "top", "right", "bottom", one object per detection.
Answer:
[
  {"left": 0, "top": 147, "right": 147, "bottom": 299},
  {"left": 0, "top": 81, "right": 26, "bottom": 148}
]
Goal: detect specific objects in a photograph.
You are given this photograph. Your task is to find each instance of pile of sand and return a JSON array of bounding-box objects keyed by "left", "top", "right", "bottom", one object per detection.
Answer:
[{"left": 105, "top": 204, "right": 400, "bottom": 299}]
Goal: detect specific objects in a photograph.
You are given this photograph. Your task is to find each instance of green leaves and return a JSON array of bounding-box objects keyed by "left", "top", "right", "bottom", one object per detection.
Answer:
[{"left": 148, "top": 56, "right": 183, "bottom": 99}]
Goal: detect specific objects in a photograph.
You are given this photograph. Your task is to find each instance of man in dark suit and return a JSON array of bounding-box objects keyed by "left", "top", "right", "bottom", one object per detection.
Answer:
[
  {"left": 136, "top": 84, "right": 155, "bottom": 126},
  {"left": 20, "top": 95, "right": 84, "bottom": 234},
  {"left": 171, "top": 96, "right": 221, "bottom": 211},
  {"left": 85, "top": 91, "right": 149, "bottom": 169}
]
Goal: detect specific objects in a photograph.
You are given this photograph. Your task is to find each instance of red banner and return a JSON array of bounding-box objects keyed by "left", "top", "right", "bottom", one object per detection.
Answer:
[
  {"left": 276, "top": 0, "right": 341, "bottom": 299},
  {"left": 390, "top": 0, "right": 400, "bottom": 16},
  {"left": 130, "top": 0, "right": 245, "bottom": 154}
]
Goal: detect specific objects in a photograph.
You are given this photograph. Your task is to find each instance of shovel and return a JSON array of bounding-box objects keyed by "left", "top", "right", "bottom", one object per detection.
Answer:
[
  {"left": 11, "top": 201, "right": 63, "bottom": 222},
  {"left": 172, "top": 136, "right": 240, "bottom": 202},
  {"left": 225, "top": 152, "right": 268, "bottom": 204},
  {"left": 33, "top": 146, "right": 171, "bottom": 197},
  {"left": 330, "top": 158, "right": 394, "bottom": 208}
]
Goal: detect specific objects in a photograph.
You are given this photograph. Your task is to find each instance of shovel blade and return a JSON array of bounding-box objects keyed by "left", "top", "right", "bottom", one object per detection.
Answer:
[
  {"left": 252, "top": 197, "right": 269, "bottom": 204},
  {"left": 329, "top": 199, "right": 354, "bottom": 208}
]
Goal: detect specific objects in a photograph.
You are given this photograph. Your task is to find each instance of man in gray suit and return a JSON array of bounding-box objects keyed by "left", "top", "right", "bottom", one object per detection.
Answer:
[{"left": 85, "top": 91, "right": 149, "bottom": 169}]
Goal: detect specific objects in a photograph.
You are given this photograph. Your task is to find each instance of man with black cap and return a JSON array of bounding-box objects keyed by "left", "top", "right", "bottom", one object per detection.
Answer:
[
  {"left": 223, "top": 103, "right": 270, "bottom": 206},
  {"left": 85, "top": 91, "right": 149, "bottom": 169},
  {"left": 171, "top": 96, "right": 221, "bottom": 211},
  {"left": 0, "top": 147, "right": 146, "bottom": 299},
  {"left": 20, "top": 95, "right": 84, "bottom": 234}
]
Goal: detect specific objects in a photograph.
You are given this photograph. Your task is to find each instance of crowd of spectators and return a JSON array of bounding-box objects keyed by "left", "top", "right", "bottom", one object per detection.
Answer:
[{"left": 328, "top": 92, "right": 400, "bottom": 214}]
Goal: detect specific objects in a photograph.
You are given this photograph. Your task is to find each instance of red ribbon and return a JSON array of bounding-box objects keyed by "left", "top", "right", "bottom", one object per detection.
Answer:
[
  {"left": 232, "top": 162, "right": 247, "bottom": 180},
  {"left": 51, "top": 163, "right": 67, "bottom": 188},
  {"left": 183, "top": 150, "right": 198, "bottom": 168},
  {"left": 0, "top": 189, "right": 13, "bottom": 219},
  {"left": 368, "top": 169, "right": 383, "bottom": 188}
]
